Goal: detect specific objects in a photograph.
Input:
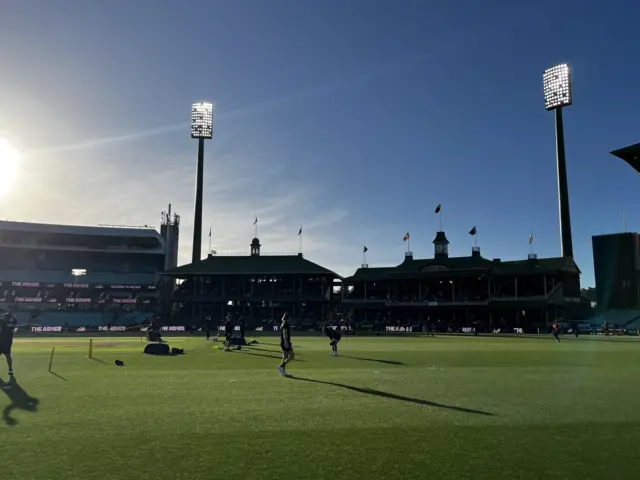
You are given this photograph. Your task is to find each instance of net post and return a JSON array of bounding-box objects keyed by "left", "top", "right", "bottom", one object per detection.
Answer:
[{"left": 48, "top": 347, "right": 55, "bottom": 372}]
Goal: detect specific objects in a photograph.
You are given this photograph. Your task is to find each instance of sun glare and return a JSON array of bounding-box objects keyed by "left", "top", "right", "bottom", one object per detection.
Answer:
[{"left": 0, "top": 138, "right": 20, "bottom": 198}]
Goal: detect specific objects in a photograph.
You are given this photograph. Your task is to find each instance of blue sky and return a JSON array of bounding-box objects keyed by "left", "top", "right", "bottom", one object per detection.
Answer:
[{"left": 1, "top": 0, "right": 639, "bottom": 285}]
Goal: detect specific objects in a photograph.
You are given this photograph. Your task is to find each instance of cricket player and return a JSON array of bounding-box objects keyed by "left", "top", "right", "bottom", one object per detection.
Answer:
[
  {"left": 278, "top": 313, "right": 294, "bottom": 377},
  {"left": 323, "top": 325, "right": 342, "bottom": 356},
  {"left": 552, "top": 321, "right": 560, "bottom": 342},
  {"left": 0, "top": 310, "right": 17, "bottom": 376}
]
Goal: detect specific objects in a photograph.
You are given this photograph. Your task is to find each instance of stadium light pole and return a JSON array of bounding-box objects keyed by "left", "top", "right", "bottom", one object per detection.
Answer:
[
  {"left": 543, "top": 63, "right": 574, "bottom": 258},
  {"left": 190, "top": 102, "right": 214, "bottom": 264}
]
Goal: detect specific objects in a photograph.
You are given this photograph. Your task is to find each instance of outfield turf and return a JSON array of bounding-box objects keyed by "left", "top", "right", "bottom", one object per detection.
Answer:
[{"left": 1, "top": 334, "right": 640, "bottom": 479}]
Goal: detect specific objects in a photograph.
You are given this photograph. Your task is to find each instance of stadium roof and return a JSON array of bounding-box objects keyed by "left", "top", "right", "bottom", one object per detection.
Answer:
[
  {"left": 0, "top": 220, "right": 161, "bottom": 239},
  {"left": 163, "top": 253, "right": 341, "bottom": 278},
  {"left": 611, "top": 143, "right": 640, "bottom": 173},
  {"left": 343, "top": 254, "right": 580, "bottom": 281}
]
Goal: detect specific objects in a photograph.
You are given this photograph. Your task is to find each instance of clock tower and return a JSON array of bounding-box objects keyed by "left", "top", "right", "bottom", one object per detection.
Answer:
[
  {"left": 433, "top": 231, "right": 449, "bottom": 259},
  {"left": 250, "top": 237, "right": 261, "bottom": 256}
]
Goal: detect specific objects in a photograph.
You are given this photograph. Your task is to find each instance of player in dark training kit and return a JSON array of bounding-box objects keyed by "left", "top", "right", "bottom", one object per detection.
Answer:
[
  {"left": 323, "top": 325, "right": 342, "bottom": 356},
  {"left": 224, "top": 315, "right": 234, "bottom": 351},
  {"left": 0, "top": 311, "right": 17, "bottom": 376},
  {"left": 278, "top": 313, "right": 294, "bottom": 377}
]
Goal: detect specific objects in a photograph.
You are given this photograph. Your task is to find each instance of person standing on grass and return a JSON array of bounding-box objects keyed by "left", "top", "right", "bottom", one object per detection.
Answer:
[
  {"left": 224, "top": 314, "right": 234, "bottom": 351},
  {"left": 278, "top": 312, "right": 294, "bottom": 377},
  {"left": 204, "top": 315, "right": 212, "bottom": 340},
  {"left": 552, "top": 320, "right": 560, "bottom": 342},
  {"left": 323, "top": 325, "right": 342, "bottom": 356},
  {"left": 0, "top": 310, "right": 17, "bottom": 376}
]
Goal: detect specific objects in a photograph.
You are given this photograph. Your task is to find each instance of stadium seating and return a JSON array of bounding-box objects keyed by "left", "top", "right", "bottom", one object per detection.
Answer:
[
  {"left": 5, "top": 309, "right": 153, "bottom": 327},
  {"left": 590, "top": 310, "right": 640, "bottom": 330},
  {"left": 0, "top": 221, "right": 165, "bottom": 326},
  {"left": 0, "top": 269, "right": 157, "bottom": 285}
]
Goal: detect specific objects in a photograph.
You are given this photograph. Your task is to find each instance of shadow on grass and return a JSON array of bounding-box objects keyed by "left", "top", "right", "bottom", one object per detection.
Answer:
[
  {"left": 233, "top": 350, "right": 305, "bottom": 363},
  {"left": 143, "top": 353, "right": 186, "bottom": 357},
  {"left": 0, "top": 377, "right": 40, "bottom": 426},
  {"left": 90, "top": 357, "right": 107, "bottom": 364},
  {"left": 254, "top": 341, "right": 302, "bottom": 349},
  {"left": 341, "top": 356, "right": 403, "bottom": 366},
  {"left": 292, "top": 377, "right": 494, "bottom": 416},
  {"left": 49, "top": 371, "right": 68, "bottom": 381},
  {"left": 245, "top": 346, "right": 302, "bottom": 356}
]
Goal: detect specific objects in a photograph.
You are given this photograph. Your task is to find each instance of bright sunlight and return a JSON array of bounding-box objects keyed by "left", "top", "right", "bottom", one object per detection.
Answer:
[{"left": 0, "top": 138, "right": 20, "bottom": 197}]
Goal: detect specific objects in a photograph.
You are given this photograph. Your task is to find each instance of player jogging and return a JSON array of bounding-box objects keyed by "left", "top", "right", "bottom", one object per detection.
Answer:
[
  {"left": 323, "top": 325, "right": 342, "bottom": 356},
  {"left": 278, "top": 313, "right": 294, "bottom": 377},
  {"left": 552, "top": 321, "right": 560, "bottom": 342},
  {"left": 0, "top": 310, "right": 17, "bottom": 376},
  {"left": 224, "top": 315, "right": 233, "bottom": 351}
]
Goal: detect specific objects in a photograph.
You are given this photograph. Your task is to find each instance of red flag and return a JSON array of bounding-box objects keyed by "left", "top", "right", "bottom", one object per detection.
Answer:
[{"left": 403, "top": 232, "right": 410, "bottom": 242}]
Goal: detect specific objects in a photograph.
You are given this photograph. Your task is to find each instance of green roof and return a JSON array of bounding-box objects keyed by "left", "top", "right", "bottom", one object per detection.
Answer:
[
  {"left": 397, "top": 255, "right": 494, "bottom": 272},
  {"left": 344, "top": 254, "right": 580, "bottom": 282},
  {"left": 163, "top": 253, "right": 340, "bottom": 278},
  {"left": 345, "top": 266, "right": 401, "bottom": 282},
  {"left": 433, "top": 231, "right": 450, "bottom": 244},
  {"left": 491, "top": 257, "right": 580, "bottom": 276}
]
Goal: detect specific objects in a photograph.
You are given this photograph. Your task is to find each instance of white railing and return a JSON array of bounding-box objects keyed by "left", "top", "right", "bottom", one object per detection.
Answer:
[
  {"left": 210, "top": 252, "right": 300, "bottom": 256},
  {"left": 0, "top": 244, "right": 164, "bottom": 254}
]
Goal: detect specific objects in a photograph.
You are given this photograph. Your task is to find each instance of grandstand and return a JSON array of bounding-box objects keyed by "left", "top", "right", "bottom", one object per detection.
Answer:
[{"left": 0, "top": 220, "right": 167, "bottom": 327}]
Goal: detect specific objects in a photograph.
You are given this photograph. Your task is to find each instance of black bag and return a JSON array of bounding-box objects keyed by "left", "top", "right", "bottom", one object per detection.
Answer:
[{"left": 144, "top": 343, "right": 170, "bottom": 355}]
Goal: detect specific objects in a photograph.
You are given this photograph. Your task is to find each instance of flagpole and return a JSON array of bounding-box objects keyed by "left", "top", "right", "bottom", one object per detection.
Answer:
[
  {"left": 299, "top": 228, "right": 303, "bottom": 254},
  {"left": 623, "top": 213, "right": 627, "bottom": 232},
  {"left": 439, "top": 209, "right": 442, "bottom": 231},
  {"left": 254, "top": 218, "right": 258, "bottom": 238},
  {"left": 408, "top": 236, "right": 411, "bottom": 253},
  {"left": 208, "top": 227, "right": 212, "bottom": 254},
  {"left": 530, "top": 230, "right": 534, "bottom": 255},
  {"left": 363, "top": 251, "right": 367, "bottom": 265}
]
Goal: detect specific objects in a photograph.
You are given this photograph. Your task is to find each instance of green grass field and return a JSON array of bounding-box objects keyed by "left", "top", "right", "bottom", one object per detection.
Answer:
[{"left": 1, "top": 334, "right": 640, "bottom": 479}]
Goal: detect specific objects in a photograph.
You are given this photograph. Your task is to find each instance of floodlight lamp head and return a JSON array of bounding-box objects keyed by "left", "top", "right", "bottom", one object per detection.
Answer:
[
  {"left": 191, "top": 102, "right": 214, "bottom": 139},
  {"left": 543, "top": 64, "right": 572, "bottom": 111}
]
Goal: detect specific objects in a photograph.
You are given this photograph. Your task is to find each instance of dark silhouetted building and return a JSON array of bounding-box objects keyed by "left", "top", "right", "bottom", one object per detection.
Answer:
[
  {"left": 592, "top": 233, "right": 640, "bottom": 311},
  {"left": 342, "top": 231, "right": 586, "bottom": 332},
  {"left": 163, "top": 237, "right": 342, "bottom": 329}
]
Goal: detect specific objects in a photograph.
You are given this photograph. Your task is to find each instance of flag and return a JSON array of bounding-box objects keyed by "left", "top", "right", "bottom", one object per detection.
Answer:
[
  {"left": 208, "top": 227, "right": 211, "bottom": 238},
  {"left": 253, "top": 217, "right": 258, "bottom": 225},
  {"left": 435, "top": 203, "right": 442, "bottom": 214},
  {"left": 403, "top": 232, "right": 410, "bottom": 242},
  {"left": 529, "top": 232, "right": 534, "bottom": 245},
  {"left": 363, "top": 246, "right": 368, "bottom": 253},
  {"left": 469, "top": 226, "right": 477, "bottom": 236},
  {"left": 298, "top": 227, "right": 302, "bottom": 236}
]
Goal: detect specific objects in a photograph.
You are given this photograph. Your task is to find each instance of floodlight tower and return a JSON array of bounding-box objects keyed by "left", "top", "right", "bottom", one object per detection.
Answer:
[
  {"left": 543, "top": 63, "right": 574, "bottom": 258},
  {"left": 190, "top": 102, "right": 214, "bottom": 264}
]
